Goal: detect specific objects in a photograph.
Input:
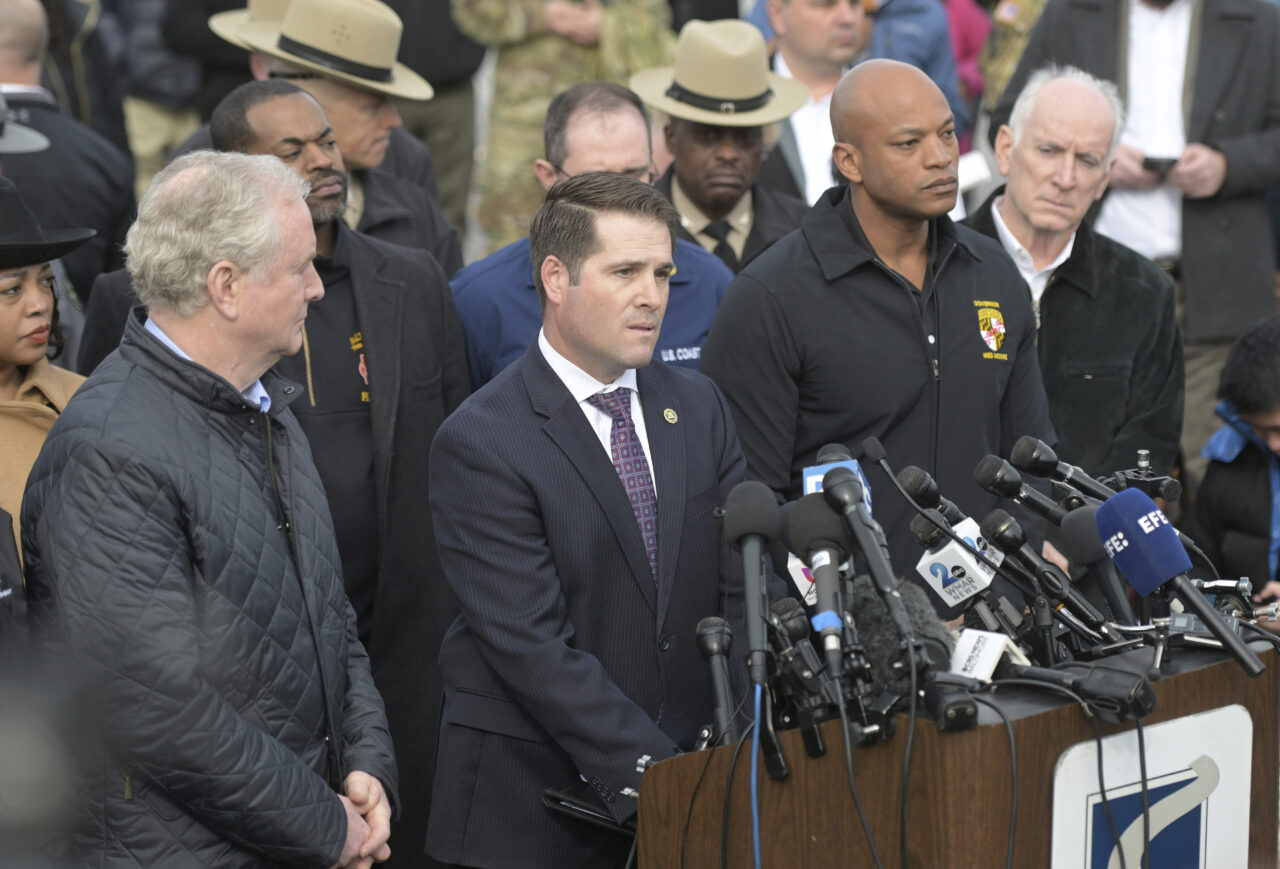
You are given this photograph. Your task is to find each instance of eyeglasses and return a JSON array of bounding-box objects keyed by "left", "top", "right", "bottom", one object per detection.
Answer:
[{"left": 552, "top": 163, "right": 656, "bottom": 184}]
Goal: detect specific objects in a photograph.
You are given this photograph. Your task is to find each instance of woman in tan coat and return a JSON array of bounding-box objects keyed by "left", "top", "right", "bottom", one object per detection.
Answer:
[{"left": 0, "top": 176, "right": 95, "bottom": 555}]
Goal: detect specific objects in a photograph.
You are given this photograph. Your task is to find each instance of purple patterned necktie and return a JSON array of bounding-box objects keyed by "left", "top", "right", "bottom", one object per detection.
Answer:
[{"left": 586, "top": 389, "right": 658, "bottom": 581}]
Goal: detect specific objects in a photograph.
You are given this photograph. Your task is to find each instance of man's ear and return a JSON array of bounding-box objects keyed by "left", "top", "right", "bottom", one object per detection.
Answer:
[
  {"left": 766, "top": 0, "right": 786, "bottom": 35},
  {"left": 532, "top": 158, "right": 559, "bottom": 192},
  {"left": 205, "top": 261, "right": 242, "bottom": 320},
  {"left": 832, "top": 142, "right": 862, "bottom": 184},
  {"left": 540, "top": 255, "right": 570, "bottom": 307},
  {"left": 993, "top": 125, "right": 1015, "bottom": 178}
]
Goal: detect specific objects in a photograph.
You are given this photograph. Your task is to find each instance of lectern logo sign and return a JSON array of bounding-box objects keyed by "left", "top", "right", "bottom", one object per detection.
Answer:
[
  {"left": 1087, "top": 756, "right": 1218, "bottom": 868},
  {"left": 1051, "top": 705, "right": 1251, "bottom": 869}
]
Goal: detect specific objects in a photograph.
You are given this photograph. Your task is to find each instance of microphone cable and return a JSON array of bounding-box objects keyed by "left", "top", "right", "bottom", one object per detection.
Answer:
[
  {"left": 834, "top": 683, "right": 885, "bottom": 869},
  {"left": 990, "top": 679, "right": 1128, "bottom": 869},
  {"left": 899, "top": 651, "right": 918, "bottom": 869},
  {"left": 750, "top": 684, "right": 762, "bottom": 869},
  {"left": 678, "top": 738, "right": 719, "bottom": 869},
  {"left": 1135, "top": 716, "right": 1151, "bottom": 869},
  {"left": 720, "top": 718, "right": 756, "bottom": 869},
  {"left": 970, "top": 695, "right": 1017, "bottom": 869}
]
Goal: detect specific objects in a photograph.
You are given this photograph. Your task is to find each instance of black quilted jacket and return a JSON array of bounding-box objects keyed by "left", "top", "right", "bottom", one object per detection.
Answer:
[{"left": 21, "top": 312, "right": 398, "bottom": 867}]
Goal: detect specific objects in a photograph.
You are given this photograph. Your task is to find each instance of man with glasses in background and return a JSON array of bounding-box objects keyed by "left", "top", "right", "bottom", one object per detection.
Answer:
[{"left": 450, "top": 81, "right": 732, "bottom": 389}]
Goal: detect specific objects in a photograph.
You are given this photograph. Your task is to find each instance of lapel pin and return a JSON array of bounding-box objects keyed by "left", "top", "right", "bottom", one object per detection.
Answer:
[{"left": 663, "top": 408, "right": 678, "bottom": 424}]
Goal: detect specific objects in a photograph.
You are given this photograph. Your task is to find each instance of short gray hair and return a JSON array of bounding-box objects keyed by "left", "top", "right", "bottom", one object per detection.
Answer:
[
  {"left": 1008, "top": 65, "right": 1126, "bottom": 160},
  {"left": 124, "top": 151, "right": 310, "bottom": 317}
]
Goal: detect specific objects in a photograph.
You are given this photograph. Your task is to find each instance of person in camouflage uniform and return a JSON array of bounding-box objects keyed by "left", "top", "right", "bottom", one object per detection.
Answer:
[
  {"left": 453, "top": 0, "right": 675, "bottom": 253},
  {"left": 977, "top": 0, "right": 1047, "bottom": 112}
]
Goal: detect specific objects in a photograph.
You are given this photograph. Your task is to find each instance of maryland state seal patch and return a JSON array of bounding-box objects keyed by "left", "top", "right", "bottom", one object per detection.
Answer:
[
  {"left": 978, "top": 306, "right": 1005, "bottom": 352},
  {"left": 974, "top": 301, "right": 1009, "bottom": 359}
]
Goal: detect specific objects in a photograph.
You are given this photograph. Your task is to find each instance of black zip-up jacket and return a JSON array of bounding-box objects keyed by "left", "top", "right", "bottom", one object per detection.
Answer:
[
  {"left": 22, "top": 310, "right": 397, "bottom": 867},
  {"left": 702, "top": 185, "right": 1055, "bottom": 599},
  {"left": 964, "top": 188, "right": 1184, "bottom": 477}
]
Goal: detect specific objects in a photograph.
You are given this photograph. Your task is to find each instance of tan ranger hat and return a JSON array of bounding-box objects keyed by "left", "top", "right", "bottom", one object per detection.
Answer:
[
  {"left": 218, "top": 0, "right": 433, "bottom": 100},
  {"left": 630, "top": 19, "right": 807, "bottom": 127}
]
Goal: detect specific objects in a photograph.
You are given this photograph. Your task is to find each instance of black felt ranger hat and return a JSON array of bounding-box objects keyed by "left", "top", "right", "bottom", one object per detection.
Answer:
[{"left": 0, "top": 177, "right": 95, "bottom": 270}]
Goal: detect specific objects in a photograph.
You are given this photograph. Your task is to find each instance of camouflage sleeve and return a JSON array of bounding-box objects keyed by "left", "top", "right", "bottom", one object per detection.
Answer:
[
  {"left": 598, "top": 0, "right": 675, "bottom": 82},
  {"left": 451, "top": 0, "right": 549, "bottom": 46}
]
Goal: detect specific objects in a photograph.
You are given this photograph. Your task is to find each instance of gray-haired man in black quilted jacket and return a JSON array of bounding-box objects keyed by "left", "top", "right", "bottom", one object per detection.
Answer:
[{"left": 20, "top": 150, "right": 398, "bottom": 869}]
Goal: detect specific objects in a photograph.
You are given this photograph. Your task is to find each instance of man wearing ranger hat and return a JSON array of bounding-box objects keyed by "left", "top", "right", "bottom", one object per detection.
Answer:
[
  {"left": 204, "top": 0, "right": 461, "bottom": 275},
  {"left": 632, "top": 19, "right": 810, "bottom": 273}
]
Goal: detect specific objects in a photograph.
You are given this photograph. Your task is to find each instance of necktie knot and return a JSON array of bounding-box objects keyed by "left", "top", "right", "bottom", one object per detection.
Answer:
[
  {"left": 702, "top": 219, "right": 733, "bottom": 245},
  {"left": 586, "top": 388, "right": 633, "bottom": 423},
  {"left": 701, "top": 219, "right": 739, "bottom": 272}
]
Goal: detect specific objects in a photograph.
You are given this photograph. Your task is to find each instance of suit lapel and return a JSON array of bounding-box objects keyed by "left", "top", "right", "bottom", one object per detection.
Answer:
[
  {"left": 1187, "top": 0, "right": 1253, "bottom": 141},
  {"left": 523, "top": 349, "right": 658, "bottom": 614},
  {"left": 347, "top": 228, "right": 403, "bottom": 522},
  {"left": 776, "top": 120, "right": 805, "bottom": 199},
  {"left": 638, "top": 365, "right": 685, "bottom": 626}
]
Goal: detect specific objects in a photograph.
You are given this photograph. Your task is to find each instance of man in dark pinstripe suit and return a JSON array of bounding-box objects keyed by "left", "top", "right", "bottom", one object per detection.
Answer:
[{"left": 425, "top": 172, "right": 750, "bottom": 868}]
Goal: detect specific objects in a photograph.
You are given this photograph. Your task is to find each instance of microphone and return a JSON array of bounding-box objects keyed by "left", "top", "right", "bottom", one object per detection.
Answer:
[
  {"left": 1010, "top": 436, "right": 1116, "bottom": 502},
  {"left": 1058, "top": 505, "right": 1139, "bottom": 624},
  {"left": 722, "top": 481, "right": 781, "bottom": 686},
  {"left": 911, "top": 509, "right": 1002, "bottom": 612},
  {"left": 803, "top": 443, "right": 873, "bottom": 512},
  {"left": 910, "top": 510, "right": 1026, "bottom": 642},
  {"left": 980, "top": 508, "right": 1113, "bottom": 639},
  {"left": 974, "top": 455, "right": 1071, "bottom": 526},
  {"left": 848, "top": 575, "right": 953, "bottom": 694},
  {"left": 1095, "top": 488, "right": 1266, "bottom": 677},
  {"left": 788, "top": 493, "right": 853, "bottom": 679},
  {"left": 996, "top": 660, "right": 1157, "bottom": 723},
  {"left": 696, "top": 617, "right": 738, "bottom": 745},
  {"left": 897, "top": 465, "right": 967, "bottom": 526},
  {"left": 764, "top": 599, "right": 831, "bottom": 757},
  {"left": 769, "top": 598, "right": 838, "bottom": 706}
]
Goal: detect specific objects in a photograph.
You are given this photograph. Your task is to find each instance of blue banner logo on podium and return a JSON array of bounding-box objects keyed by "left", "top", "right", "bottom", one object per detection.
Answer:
[{"left": 1052, "top": 705, "right": 1251, "bottom": 868}]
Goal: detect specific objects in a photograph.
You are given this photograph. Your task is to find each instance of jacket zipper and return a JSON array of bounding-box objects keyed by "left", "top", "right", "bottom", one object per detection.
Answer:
[
  {"left": 123, "top": 767, "right": 133, "bottom": 799},
  {"left": 264, "top": 412, "right": 290, "bottom": 533},
  {"left": 301, "top": 325, "right": 317, "bottom": 407},
  {"left": 261, "top": 411, "right": 342, "bottom": 786}
]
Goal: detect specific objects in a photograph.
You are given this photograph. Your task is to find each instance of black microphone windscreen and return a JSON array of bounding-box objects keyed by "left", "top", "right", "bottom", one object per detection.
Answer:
[
  {"left": 978, "top": 508, "right": 1018, "bottom": 544},
  {"left": 696, "top": 616, "right": 732, "bottom": 657},
  {"left": 816, "top": 442, "right": 853, "bottom": 464},
  {"left": 1010, "top": 435, "right": 1057, "bottom": 475},
  {"left": 897, "top": 465, "right": 939, "bottom": 507},
  {"left": 849, "top": 576, "right": 953, "bottom": 693},
  {"left": 1058, "top": 504, "right": 1108, "bottom": 564},
  {"left": 860, "top": 437, "right": 887, "bottom": 464},
  {"left": 771, "top": 597, "right": 809, "bottom": 642},
  {"left": 770, "top": 597, "right": 802, "bottom": 619},
  {"left": 788, "top": 493, "right": 853, "bottom": 561},
  {"left": 974, "top": 454, "right": 1017, "bottom": 493},
  {"left": 723, "top": 481, "right": 781, "bottom": 549},
  {"left": 910, "top": 509, "right": 948, "bottom": 547}
]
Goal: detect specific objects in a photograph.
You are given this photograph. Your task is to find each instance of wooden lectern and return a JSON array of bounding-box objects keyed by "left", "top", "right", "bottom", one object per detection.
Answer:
[{"left": 637, "top": 646, "right": 1279, "bottom": 867}]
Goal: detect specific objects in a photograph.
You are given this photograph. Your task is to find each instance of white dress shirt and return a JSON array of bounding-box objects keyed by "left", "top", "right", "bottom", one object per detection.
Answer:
[
  {"left": 991, "top": 196, "right": 1075, "bottom": 323},
  {"left": 1094, "top": 0, "right": 1193, "bottom": 260},
  {"left": 538, "top": 330, "right": 656, "bottom": 494},
  {"left": 774, "top": 53, "right": 838, "bottom": 205}
]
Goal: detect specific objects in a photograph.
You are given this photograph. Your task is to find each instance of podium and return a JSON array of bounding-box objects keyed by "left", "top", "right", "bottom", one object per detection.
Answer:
[{"left": 637, "top": 646, "right": 1279, "bottom": 867}]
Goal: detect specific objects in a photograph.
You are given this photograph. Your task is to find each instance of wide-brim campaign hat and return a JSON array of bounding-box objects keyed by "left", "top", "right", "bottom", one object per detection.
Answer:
[
  {"left": 0, "top": 177, "right": 95, "bottom": 269},
  {"left": 630, "top": 19, "right": 808, "bottom": 127},
  {"left": 208, "top": 0, "right": 290, "bottom": 50},
  {"left": 0, "top": 93, "right": 48, "bottom": 154},
  {"left": 237, "top": 0, "right": 433, "bottom": 101}
]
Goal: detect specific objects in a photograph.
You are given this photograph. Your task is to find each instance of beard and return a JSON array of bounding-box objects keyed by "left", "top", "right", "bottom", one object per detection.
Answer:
[{"left": 306, "top": 168, "right": 348, "bottom": 225}]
